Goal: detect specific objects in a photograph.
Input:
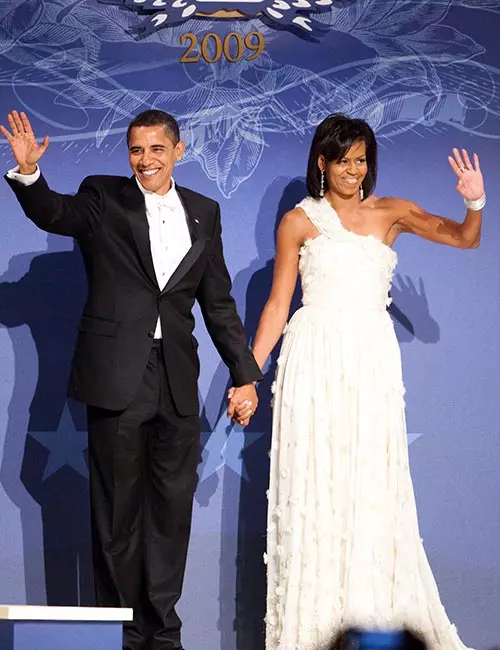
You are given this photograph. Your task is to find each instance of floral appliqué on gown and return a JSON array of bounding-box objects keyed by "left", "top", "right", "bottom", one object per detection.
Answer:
[{"left": 265, "top": 197, "right": 470, "bottom": 650}]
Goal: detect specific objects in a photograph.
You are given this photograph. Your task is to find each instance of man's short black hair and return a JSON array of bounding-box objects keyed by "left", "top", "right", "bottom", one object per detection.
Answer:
[{"left": 127, "top": 110, "right": 180, "bottom": 145}]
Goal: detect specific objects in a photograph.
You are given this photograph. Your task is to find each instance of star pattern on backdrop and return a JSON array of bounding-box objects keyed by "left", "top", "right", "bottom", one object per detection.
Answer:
[
  {"left": 199, "top": 412, "right": 266, "bottom": 482},
  {"left": 199, "top": 414, "right": 423, "bottom": 482},
  {"left": 29, "top": 404, "right": 89, "bottom": 480},
  {"left": 27, "top": 402, "right": 424, "bottom": 484}
]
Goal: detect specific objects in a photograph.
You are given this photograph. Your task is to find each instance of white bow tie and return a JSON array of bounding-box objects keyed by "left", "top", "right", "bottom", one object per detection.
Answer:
[{"left": 148, "top": 193, "right": 177, "bottom": 210}]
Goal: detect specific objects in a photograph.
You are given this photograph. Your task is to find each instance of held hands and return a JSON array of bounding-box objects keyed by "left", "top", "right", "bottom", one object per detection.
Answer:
[
  {"left": 0, "top": 111, "right": 49, "bottom": 174},
  {"left": 227, "top": 384, "right": 258, "bottom": 427},
  {"left": 448, "top": 148, "right": 484, "bottom": 203}
]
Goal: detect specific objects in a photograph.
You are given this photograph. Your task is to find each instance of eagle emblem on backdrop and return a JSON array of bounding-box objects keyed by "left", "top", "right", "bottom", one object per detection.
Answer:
[{"left": 98, "top": 0, "right": 345, "bottom": 35}]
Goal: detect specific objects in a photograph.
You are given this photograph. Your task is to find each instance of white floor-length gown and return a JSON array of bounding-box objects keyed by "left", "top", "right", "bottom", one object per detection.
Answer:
[{"left": 265, "top": 197, "right": 470, "bottom": 650}]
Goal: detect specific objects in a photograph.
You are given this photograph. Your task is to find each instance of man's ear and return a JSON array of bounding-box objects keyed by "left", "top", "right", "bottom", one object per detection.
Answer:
[{"left": 175, "top": 140, "right": 186, "bottom": 162}]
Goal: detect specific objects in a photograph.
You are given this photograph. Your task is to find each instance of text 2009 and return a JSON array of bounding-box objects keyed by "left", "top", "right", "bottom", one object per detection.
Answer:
[{"left": 180, "top": 32, "right": 265, "bottom": 63}]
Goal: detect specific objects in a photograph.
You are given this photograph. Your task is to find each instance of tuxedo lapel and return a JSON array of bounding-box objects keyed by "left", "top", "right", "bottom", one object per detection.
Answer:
[
  {"left": 161, "top": 186, "right": 207, "bottom": 295},
  {"left": 121, "top": 178, "right": 159, "bottom": 289},
  {"left": 120, "top": 179, "right": 207, "bottom": 295}
]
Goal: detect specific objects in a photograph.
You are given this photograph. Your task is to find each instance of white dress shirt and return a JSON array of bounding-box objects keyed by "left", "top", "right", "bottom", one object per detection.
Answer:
[
  {"left": 136, "top": 177, "right": 191, "bottom": 338},
  {"left": 7, "top": 166, "right": 192, "bottom": 339}
]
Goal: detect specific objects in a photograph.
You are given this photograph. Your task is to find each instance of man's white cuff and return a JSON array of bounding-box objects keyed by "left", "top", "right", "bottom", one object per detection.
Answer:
[{"left": 6, "top": 165, "right": 41, "bottom": 186}]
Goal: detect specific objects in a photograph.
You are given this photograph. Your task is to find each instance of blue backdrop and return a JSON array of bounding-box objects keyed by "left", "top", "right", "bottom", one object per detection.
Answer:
[{"left": 0, "top": 1, "right": 499, "bottom": 649}]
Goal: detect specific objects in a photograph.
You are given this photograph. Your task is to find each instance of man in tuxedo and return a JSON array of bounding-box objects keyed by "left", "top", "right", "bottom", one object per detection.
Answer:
[{"left": 2, "top": 109, "right": 261, "bottom": 650}]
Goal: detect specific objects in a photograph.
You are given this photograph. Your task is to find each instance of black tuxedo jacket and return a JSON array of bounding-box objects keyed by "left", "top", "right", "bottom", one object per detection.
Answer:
[{"left": 5, "top": 173, "right": 263, "bottom": 415}]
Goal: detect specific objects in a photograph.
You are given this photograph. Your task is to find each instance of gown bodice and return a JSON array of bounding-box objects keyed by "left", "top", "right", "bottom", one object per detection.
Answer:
[{"left": 297, "top": 197, "right": 398, "bottom": 314}]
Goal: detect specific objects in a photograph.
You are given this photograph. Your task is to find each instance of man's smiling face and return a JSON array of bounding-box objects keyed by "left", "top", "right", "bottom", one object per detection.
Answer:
[{"left": 128, "top": 125, "right": 185, "bottom": 195}]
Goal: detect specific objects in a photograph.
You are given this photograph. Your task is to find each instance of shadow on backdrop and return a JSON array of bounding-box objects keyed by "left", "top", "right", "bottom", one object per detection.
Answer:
[
  {"left": 389, "top": 274, "right": 440, "bottom": 344},
  {"left": 0, "top": 234, "right": 93, "bottom": 606},
  {"left": 195, "top": 177, "right": 305, "bottom": 650}
]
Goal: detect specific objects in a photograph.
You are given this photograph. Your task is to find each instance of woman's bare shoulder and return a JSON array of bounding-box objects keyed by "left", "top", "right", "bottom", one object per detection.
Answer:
[
  {"left": 369, "top": 194, "right": 408, "bottom": 209},
  {"left": 280, "top": 205, "right": 310, "bottom": 225},
  {"left": 366, "top": 194, "right": 414, "bottom": 223},
  {"left": 278, "top": 204, "right": 316, "bottom": 239}
]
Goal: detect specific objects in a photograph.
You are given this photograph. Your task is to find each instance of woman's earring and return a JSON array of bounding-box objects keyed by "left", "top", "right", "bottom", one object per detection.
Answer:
[
  {"left": 319, "top": 170, "right": 325, "bottom": 198},
  {"left": 359, "top": 184, "right": 364, "bottom": 201}
]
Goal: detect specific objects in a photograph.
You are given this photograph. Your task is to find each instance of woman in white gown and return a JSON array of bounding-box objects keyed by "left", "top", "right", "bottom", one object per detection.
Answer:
[{"left": 235, "top": 114, "right": 485, "bottom": 650}]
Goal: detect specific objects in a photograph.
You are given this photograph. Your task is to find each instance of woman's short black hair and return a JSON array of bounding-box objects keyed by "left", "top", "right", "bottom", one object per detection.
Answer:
[
  {"left": 306, "top": 113, "right": 378, "bottom": 199},
  {"left": 127, "top": 110, "right": 180, "bottom": 145}
]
